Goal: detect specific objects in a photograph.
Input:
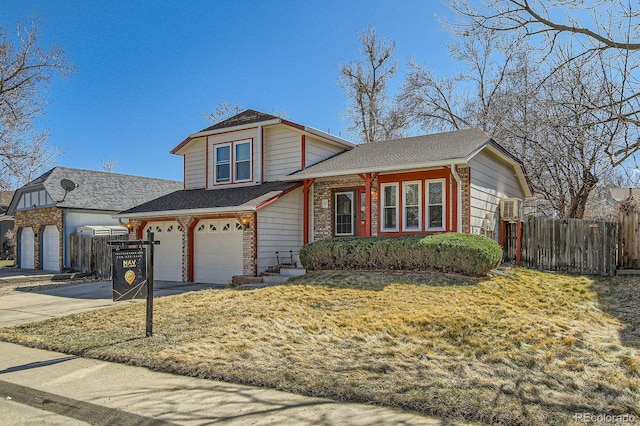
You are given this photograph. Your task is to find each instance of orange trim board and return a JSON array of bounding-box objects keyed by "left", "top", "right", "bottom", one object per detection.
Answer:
[{"left": 255, "top": 183, "right": 303, "bottom": 210}]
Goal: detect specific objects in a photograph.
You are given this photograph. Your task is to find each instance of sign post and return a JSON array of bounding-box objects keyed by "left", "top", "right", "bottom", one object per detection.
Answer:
[{"left": 109, "top": 232, "right": 160, "bottom": 337}]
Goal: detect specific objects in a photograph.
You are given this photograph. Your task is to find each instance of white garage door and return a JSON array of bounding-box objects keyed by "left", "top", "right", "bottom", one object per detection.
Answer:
[
  {"left": 42, "top": 225, "right": 60, "bottom": 271},
  {"left": 20, "top": 227, "right": 35, "bottom": 269},
  {"left": 194, "top": 219, "right": 244, "bottom": 284},
  {"left": 145, "top": 222, "right": 182, "bottom": 282}
]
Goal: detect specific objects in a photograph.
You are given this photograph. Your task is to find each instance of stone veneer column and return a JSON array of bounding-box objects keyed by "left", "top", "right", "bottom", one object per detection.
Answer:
[
  {"left": 238, "top": 212, "right": 256, "bottom": 275},
  {"left": 178, "top": 216, "right": 194, "bottom": 282},
  {"left": 457, "top": 166, "right": 471, "bottom": 234}
]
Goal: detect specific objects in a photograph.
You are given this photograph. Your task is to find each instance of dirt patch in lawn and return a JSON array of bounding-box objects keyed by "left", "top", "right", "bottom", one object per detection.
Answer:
[{"left": 0, "top": 269, "right": 638, "bottom": 426}]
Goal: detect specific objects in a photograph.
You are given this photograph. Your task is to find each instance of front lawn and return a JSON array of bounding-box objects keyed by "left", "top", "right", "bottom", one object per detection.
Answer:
[{"left": 0, "top": 269, "right": 638, "bottom": 425}]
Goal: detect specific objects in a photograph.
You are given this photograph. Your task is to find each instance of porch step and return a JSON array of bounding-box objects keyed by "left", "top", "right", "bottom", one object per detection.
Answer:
[
  {"left": 262, "top": 275, "right": 291, "bottom": 285},
  {"left": 279, "top": 268, "right": 306, "bottom": 278}
]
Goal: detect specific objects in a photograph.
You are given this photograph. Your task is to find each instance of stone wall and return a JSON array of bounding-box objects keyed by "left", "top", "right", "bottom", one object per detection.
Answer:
[
  {"left": 13, "top": 207, "right": 63, "bottom": 270},
  {"left": 457, "top": 166, "right": 471, "bottom": 234}
]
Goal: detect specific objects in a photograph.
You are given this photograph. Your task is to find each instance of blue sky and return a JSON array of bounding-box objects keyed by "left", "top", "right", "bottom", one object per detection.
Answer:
[{"left": 1, "top": 1, "right": 457, "bottom": 182}]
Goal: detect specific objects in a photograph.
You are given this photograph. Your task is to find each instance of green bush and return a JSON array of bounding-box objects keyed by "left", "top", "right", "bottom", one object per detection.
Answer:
[{"left": 299, "top": 233, "right": 502, "bottom": 277}]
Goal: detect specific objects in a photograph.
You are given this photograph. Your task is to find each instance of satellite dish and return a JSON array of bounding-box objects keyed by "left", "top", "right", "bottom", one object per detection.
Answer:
[
  {"left": 61, "top": 179, "right": 78, "bottom": 192},
  {"left": 58, "top": 179, "right": 78, "bottom": 203}
]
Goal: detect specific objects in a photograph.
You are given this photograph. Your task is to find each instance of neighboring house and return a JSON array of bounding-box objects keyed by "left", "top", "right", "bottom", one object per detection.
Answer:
[
  {"left": 7, "top": 167, "right": 182, "bottom": 271},
  {"left": 0, "top": 191, "right": 15, "bottom": 258},
  {"left": 119, "top": 109, "right": 531, "bottom": 285}
]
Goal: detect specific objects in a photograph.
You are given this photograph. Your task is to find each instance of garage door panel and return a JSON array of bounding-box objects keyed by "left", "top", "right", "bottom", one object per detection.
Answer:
[
  {"left": 20, "top": 227, "right": 34, "bottom": 269},
  {"left": 145, "top": 222, "right": 182, "bottom": 282},
  {"left": 194, "top": 219, "right": 243, "bottom": 284},
  {"left": 42, "top": 225, "right": 60, "bottom": 271}
]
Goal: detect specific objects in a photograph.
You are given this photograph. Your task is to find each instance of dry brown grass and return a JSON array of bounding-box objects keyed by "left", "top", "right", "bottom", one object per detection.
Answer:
[{"left": 0, "top": 268, "right": 638, "bottom": 425}]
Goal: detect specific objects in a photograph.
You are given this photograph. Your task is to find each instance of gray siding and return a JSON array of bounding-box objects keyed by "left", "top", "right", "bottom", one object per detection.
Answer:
[
  {"left": 263, "top": 127, "right": 302, "bottom": 181},
  {"left": 256, "top": 187, "right": 303, "bottom": 273},
  {"left": 468, "top": 151, "right": 525, "bottom": 240},
  {"left": 184, "top": 137, "right": 206, "bottom": 189},
  {"left": 305, "top": 136, "right": 345, "bottom": 168}
]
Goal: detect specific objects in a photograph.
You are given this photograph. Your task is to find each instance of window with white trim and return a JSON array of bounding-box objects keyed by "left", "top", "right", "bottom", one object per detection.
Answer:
[
  {"left": 213, "top": 140, "right": 252, "bottom": 184},
  {"left": 234, "top": 141, "right": 251, "bottom": 182},
  {"left": 403, "top": 181, "right": 422, "bottom": 231},
  {"left": 426, "top": 180, "right": 445, "bottom": 231},
  {"left": 381, "top": 183, "right": 398, "bottom": 231},
  {"left": 214, "top": 144, "right": 231, "bottom": 184}
]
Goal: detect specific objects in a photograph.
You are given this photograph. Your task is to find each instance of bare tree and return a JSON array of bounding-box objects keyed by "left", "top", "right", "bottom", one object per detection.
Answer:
[
  {"left": 0, "top": 17, "right": 74, "bottom": 189},
  {"left": 449, "top": 0, "right": 640, "bottom": 168},
  {"left": 204, "top": 100, "right": 244, "bottom": 123},
  {"left": 100, "top": 158, "right": 117, "bottom": 172},
  {"left": 339, "top": 27, "right": 409, "bottom": 143},
  {"left": 401, "top": 32, "right": 621, "bottom": 218}
]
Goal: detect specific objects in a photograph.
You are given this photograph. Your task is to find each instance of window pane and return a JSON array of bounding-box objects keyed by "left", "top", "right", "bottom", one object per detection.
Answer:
[
  {"left": 429, "top": 205, "right": 443, "bottom": 228},
  {"left": 384, "top": 207, "right": 396, "bottom": 229},
  {"left": 216, "top": 145, "right": 230, "bottom": 162},
  {"left": 235, "top": 142, "right": 250, "bottom": 161},
  {"left": 236, "top": 161, "right": 250, "bottom": 180},
  {"left": 406, "top": 206, "right": 419, "bottom": 229},
  {"left": 405, "top": 184, "right": 419, "bottom": 206},
  {"left": 383, "top": 185, "right": 396, "bottom": 207},
  {"left": 335, "top": 193, "right": 353, "bottom": 235},
  {"left": 429, "top": 182, "right": 442, "bottom": 204},
  {"left": 216, "top": 164, "right": 230, "bottom": 182}
]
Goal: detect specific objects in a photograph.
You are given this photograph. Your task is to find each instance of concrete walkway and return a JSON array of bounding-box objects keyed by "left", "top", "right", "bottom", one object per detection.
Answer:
[
  {"left": 0, "top": 280, "right": 224, "bottom": 327},
  {"left": 0, "top": 342, "right": 471, "bottom": 425}
]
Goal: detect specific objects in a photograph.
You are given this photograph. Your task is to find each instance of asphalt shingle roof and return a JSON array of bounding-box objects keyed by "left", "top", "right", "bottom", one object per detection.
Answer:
[
  {"left": 199, "top": 109, "right": 279, "bottom": 133},
  {"left": 11, "top": 167, "right": 182, "bottom": 213},
  {"left": 288, "top": 128, "right": 514, "bottom": 179},
  {"left": 120, "top": 181, "right": 300, "bottom": 215}
]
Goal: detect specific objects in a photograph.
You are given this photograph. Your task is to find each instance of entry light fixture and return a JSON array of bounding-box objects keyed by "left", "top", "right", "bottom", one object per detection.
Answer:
[{"left": 239, "top": 216, "right": 251, "bottom": 230}]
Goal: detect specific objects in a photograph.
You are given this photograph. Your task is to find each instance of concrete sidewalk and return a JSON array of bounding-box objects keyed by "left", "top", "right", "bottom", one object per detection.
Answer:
[{"left": 0, "top": 342, "right": 470, "bottom": 425}]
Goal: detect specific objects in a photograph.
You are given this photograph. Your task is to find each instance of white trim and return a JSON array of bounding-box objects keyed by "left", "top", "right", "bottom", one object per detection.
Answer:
[
  {"left": 114, "top": 205, "right": 255, "bottom": 219},
  {"left": 233, "top": 140, "right": 252, "bottom": 183},
  {"left": 402, "top": 181, "right": 422, "bottom": 232},
  {"left": 334, "top": 190, "right": 355, "bottom": 236},
  {"left": 189, "top": 119, "right": 282, "bottom": 139},
  {"left": 426, "top": 179, "right": 446, "bottom": 231},
  {"left": 380, "top": 183, "right": 399, "bottom": 232}
]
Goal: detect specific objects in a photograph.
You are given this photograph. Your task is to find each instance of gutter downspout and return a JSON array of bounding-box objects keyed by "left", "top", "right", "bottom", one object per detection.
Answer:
[
  {"left": 450, "top": 164, "right": 462, "bottom": 233},
  {"left": 257, "top": 126, "right": 263, "bottom": 183}
]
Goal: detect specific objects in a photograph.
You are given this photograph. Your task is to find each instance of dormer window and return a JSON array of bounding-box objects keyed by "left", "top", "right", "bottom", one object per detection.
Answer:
[{"left": 214, "top": 139, "right": 252, "bottom": 185}]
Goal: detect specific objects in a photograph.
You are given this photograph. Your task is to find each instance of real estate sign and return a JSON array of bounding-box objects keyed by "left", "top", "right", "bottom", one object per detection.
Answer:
[{"left": 112, "top": 248, "right": 147, "bottom": 301}]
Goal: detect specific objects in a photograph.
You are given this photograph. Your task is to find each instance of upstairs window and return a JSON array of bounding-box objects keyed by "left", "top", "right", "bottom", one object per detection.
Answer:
[
  {"left": 215, "top": 144, "right": 231, "bottom": 184},
  {"left": 213, "top": 140, "right": 252, "bottom": 185},
  {"left": 234, "top": 141, "right": 251, "bottom": 182}
]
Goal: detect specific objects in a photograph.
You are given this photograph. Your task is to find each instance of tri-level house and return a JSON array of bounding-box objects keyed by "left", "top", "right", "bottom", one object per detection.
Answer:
[{"left": 120, "top": 109, "right": 532, "bottom": 284}]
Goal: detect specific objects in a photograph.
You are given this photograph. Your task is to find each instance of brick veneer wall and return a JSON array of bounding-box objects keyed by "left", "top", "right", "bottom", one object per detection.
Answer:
[
  {"left": 312, "top": 176, "right": 379, "bottom": 241},
  {"left": 13, "top": 207, "right": 63, "bottom": 270},
  {"left": 457, "top": 166, "right": 471, "bottom": 234}
]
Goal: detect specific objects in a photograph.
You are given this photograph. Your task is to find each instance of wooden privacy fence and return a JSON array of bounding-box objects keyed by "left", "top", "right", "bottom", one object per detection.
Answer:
[
  {"left": 503, "top": 216, "right": 618, "bottom": 276},
  {"left": 619, "top": 207, "right": 640, "bottom": 269},
  {"left": 70, "top": 234, "right": 128, "bottom": 279}
]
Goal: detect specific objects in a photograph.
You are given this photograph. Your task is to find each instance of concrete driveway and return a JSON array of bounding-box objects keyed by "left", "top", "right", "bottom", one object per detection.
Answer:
[{"left": 0, "top": 277, "right": 224, "bottom": 327}]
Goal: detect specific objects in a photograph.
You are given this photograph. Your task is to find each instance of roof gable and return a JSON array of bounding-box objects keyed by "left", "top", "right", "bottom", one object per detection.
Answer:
[
  {"left": 199, "top": 109, "right": 280, "bottom": 132},
  {"left": 8, "top": 167, "right": 182, "bottom": 214}
]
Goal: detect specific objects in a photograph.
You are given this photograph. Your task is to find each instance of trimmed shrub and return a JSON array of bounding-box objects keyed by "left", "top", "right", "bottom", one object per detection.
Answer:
[{"left": 299, "top": 233, "right": 502, "bottom": 277}]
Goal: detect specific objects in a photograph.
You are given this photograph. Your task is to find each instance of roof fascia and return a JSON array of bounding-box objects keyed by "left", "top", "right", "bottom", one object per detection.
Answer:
[
  {"left": 281, "top": 159, "right": 467, "bottom": 181},
  {"left": 301, "top": 126, "right": 355, "bottom": 149},
  {"left": 115, "top": 205, "right": 256, "bottom": 219}
]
